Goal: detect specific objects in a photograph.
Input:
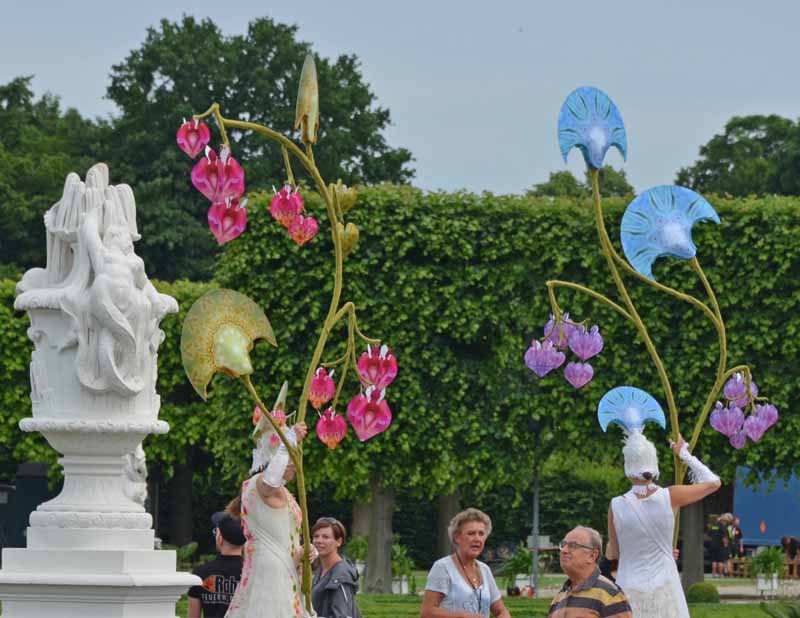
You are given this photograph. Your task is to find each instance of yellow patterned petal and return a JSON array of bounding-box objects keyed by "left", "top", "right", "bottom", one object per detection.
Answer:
[{"left": 181, "top": 289, "right": 277, "bottom": 399}]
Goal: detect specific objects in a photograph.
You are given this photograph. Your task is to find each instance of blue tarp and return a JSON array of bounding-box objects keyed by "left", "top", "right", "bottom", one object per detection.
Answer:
[{"left": 733, "top": 467, "right": 800, "bottom": 546}]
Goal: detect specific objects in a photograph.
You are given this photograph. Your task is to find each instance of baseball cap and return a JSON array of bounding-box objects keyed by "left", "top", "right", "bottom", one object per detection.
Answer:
[{"left": 211, "top": 511, "right": 246, "bottom": 546}]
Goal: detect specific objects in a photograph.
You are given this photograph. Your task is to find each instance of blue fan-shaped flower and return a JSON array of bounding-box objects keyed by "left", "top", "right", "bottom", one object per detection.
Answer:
[
  {"left": 558, "top": 86, "right": 627, "bottom": 170},
  {"left": 597, "top": 386, "right": 666, "bottom": 433},
  {"left": 620, "top": 185, "right": 720, "bottom": 280}
]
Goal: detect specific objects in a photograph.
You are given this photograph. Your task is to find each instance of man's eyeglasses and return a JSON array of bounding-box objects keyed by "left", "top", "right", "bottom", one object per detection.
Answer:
[{"left": 559, "top": 540, "right": 595, "bottom": 552}]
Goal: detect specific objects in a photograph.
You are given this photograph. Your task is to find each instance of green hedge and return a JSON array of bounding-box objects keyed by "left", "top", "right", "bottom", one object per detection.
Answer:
[{"left": 1, "top": 188, "right": 799, "bottom": 502}]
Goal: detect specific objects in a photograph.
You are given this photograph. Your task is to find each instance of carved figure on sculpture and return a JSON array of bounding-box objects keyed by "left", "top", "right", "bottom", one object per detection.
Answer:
[{"left": 123, "top": 443, "right": 148, "bottom": 507}]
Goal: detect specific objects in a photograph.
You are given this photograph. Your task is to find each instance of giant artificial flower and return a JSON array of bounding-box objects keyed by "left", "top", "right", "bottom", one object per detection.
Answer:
[
  {"left": 524, "top": 340, "right": 565, "bottom": 377},
  {"left": 620, "top": 185, "right": 720, "bottom": 280},
  {"left": 316, "top": 407, "right": 347, "bottom": 450},
  {"left": 564, "top": 362, "right": 594, "bottom": 389},
  {"left": 288, "top": 215, "right": 318, "bottom": 246},
  {"left": 308, "top": 367, "right": 335, "bottom": 409},
  {"left": 181, "top": 289, "right": 276, "bottom": 399},
  {"left": 543, "top": 312, "right": 579, "bottom": 349},
  {"left": 294, "top": 53, "right": 320, "bottom": 145},
  {"left": 723, "top": 373, "right": 759, "bottom": 409},
  {"left": 176, "top": 118, "right": 211, "bottom": 158},
  {"left": 568, "top": 324, "right": 604, "bottom": 361},
  {"left": 558, "top": 86, "right": 628, "bottom": 170},
  {"left": 709, "top": 401, "right": 744, "bottom": 438},
  {"left": 357, "top": 344, "right": 398, "bottom": 390},
  {"left": 347, "top": 386, "right": 392, "bottom": 442},
  {"left": 208, "top": 197, "right": 248, "bottom": 245},
  {"left": 597, "top": 386, "right": 666, "bottom": 433},
  {"left": 269, "top": 186, "right": 304, "bottom": 228},
  {"left": 191, "top": 147, "right": 245, "bottom": 204}
]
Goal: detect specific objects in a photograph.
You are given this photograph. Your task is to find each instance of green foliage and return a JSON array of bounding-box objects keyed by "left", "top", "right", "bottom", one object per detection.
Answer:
[
  {"left": 167, "top": 541, "right": 199, "bottom": 572},
  {"left": 676, "top": 115, "right": 800, "bottom": 196},
  {"left": 346, "top": 534, "right": 369, "bottom": 562},
  {"left": 498, "top": 542, "right": 533, "bottom": 588},
  {"left": 760, "top": 601, "right": 800, "bottom": 618},
  {"left": 749, "top": 547, "right": 787, "bottom": 578},
  {"left": 0, "top": 77, "right": 107, "bottom": 274},
  {"left": 2, "top": 189, "right": 800, "bottom": 521},
  {"left": 686, "top": 581, "right": 720, "bottom": 604},
  {"left": 102, "top": 15, "right": 414, "bottom": 281},
  {"left": 530, "top": 166, "right": 632, "bottom": 198},
  {"left": 391, "top": 538, "right": 417, "bottom": 593}
]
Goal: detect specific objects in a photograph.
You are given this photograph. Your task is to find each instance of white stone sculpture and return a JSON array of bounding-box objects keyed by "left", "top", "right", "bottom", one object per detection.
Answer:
[{"left": 0, "top": 163, "right": 199, "bottom": 618}]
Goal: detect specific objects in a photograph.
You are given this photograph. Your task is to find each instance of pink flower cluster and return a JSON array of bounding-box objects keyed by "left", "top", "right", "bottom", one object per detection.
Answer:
[
  {"left": 524, "top": 312, "right": 603, "bottom": 389},
  {"left": 176, "top": 118, "right": 249, "bottom": 245},
  {"left": 709, "top": 373, "right": 778, "bottom": 449},
  {"left": 252, "top": 405, "right": 287, "bottom": 448},
  {"left": 314, "top": 345, "right": 398, "bottom": 449},
  {"left": 269, "top": 186, "right": 318, "bottom": 246}
]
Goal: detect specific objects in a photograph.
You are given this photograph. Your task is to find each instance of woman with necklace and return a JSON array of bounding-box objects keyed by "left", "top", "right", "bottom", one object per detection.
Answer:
[
  {"left": 421, "top": 508, "right": 510, "bottom": 618},
  {"left": 311, "top": 517, "right": 361, "bottom": 618}
]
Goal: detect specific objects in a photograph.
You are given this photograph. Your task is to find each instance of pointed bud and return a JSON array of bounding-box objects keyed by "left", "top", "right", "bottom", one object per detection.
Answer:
[{"left": 294, "top": 53, "right": 319, "bottom": 144}]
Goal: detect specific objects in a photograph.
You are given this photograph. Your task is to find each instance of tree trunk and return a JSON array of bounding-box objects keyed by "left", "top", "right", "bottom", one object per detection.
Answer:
[
  {"left": 531, "top": 463, "right": 540, "bottom": 592},
  {"left": 681, "top": 500, "right": 704, "bottom": 590},
  {"left": 364, "top": 478, "right": 395, "bottom": 593},
  {"left": 436, "top": 490, "right": 461, "bottom": 557},
  {"left": 168, "top": 446, "right": 194, "bottom": 547},
  {"left": 352, "top": 500, "right": 371, "bottom": 538}
]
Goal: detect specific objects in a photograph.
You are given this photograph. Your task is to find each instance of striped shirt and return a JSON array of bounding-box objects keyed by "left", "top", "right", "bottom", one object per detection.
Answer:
[{"left": 548, "top": 568, "right": 632, "bottom": 618}]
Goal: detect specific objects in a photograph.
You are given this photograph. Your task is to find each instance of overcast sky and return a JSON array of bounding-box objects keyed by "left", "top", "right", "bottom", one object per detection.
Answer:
[{"left": 2, "top": 1, "right": 798, "bottom": 194}]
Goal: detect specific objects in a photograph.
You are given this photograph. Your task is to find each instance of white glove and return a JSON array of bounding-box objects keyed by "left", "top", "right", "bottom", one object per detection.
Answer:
[
  {"left": 678, "top": 443, "right": 720, "bottom": 484},
  {"left": 261, "top": 428, "right": 297, "bottom": 488}
]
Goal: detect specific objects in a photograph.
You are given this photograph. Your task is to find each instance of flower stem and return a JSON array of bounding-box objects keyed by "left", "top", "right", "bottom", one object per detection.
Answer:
[{"left": 546, "top": 280, "right": 633, "bottom": 322}]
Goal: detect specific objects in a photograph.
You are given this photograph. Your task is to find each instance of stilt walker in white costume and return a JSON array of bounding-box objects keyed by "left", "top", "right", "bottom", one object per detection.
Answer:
[{"left": 599, "top": 387, "right": 721, "bottom": 618}]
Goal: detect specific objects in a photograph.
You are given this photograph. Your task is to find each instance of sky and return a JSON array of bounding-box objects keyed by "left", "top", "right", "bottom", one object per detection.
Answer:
[{"left": 2, "top": 1, "right": 799, "bottom": 195}]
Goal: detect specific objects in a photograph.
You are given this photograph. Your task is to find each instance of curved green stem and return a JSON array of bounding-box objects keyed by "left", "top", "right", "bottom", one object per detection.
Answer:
[
  {"left": 546, "top": 280, "right": 633, "bottom": 323},
  {"left": 281, "top": 145, "right": 296, "bottom": 187}
]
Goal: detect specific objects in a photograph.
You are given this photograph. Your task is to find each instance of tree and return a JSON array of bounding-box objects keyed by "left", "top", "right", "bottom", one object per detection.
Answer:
[
  {"left": 103, "top": 15, "right": 414, "bottom": 281},
  {"left": 529, "top": 170, "right": 587, "bottom": 198},
  {"left": 675, "top": 115, "right": 795, "bottom": 196},
  {"left": 0, "top": 77, "right": 106, "bottom": 271},
  {"left": 530, "top": 166, "right": 632, "bottom": 199}
]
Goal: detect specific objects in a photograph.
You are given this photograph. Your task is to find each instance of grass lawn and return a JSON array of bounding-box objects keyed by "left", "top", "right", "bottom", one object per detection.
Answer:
[{"left": 174, "top": 594, "right": 768, "bottom": 617}]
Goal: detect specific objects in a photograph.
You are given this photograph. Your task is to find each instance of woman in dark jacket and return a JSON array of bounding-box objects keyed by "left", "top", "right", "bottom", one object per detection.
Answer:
[{"left": 311, "top": 517, "right": 361, "bottom": 618}]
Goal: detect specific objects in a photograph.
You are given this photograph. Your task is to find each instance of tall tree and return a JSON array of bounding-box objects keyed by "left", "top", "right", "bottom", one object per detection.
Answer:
[
  {"left": 584, "top": 166, "right": 634, "bottom": 197},
  {"left": 676, "top": 115, "right": 795, "bottom": 196},
  {"left": 530, "top": 166, "right": 632, "bottom": 199},
  {"left": 0, "top": 77, "right": 106, "bottom": 271},
  {"left": 104, "top": 15, "right": 414, "bottom": 281}
]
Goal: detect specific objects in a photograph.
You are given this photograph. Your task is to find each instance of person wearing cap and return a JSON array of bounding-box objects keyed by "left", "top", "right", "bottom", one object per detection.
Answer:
[{"left": 188, "top": 511, "right": 246, "bottom": 617}]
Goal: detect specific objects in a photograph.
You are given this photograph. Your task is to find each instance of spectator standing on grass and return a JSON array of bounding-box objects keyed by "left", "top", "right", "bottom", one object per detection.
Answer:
[
  {"left": 188, "top": 512, "right": 246, "bottom": 617},
  {"left": 311, "top": 516, "right": 361, "bottom": 618},
  {"left": 421, "top": 508, "right": 510, "bottom": 618}
]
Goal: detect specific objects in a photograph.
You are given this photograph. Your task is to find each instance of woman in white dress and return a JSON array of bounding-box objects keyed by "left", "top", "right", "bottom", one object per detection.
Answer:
[
  {"left": 605, "top": 433, "right": 720, "bottom": 618},
  {"left": 225, "top": 419, "right": 316, "bottom": 618}
]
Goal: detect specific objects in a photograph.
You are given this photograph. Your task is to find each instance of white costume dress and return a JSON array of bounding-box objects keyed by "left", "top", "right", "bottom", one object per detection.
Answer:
[
  {"left": 225, "top": 476, "right": 313, "bottom": 618},
  {"left": 611, "top": 486, "right": 688, "bottom": 618}
]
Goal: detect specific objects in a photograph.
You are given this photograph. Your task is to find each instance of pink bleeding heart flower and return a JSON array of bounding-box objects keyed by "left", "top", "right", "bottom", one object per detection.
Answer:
[
  {"left": 723, "top": 373, "right": 759, "bottom": 408},
  {"left": 755, "top": 403, "right": 779, "bottom": 429},
  {"left": 308, "top": 367, "right": 335, "bottom": 410},
  {"left": 568, "top": 324, "right": 604, "bottom": 361},
  {"left": 729, "top": 430, "right": 747, "bottom": 450},
  {"left": 269, "top": 186, "right": 304, "bottom": 228},
  {"left": 346, "top": 386, "right": 392, "bottom": 442},
  {"left": 709, "top": 401, "right": 744, "bottom": 438},
  {"left": 564, "top": 362, "right": 594, "bottom": 389},
  {"left": 543, "top": 312, "right": 579, "bottom": 349},
  {"left": 288, "top": 214, "right": 318, "bottom": 246},
  {"left": 191, "top": 146, "right": 245, "bottom": 203},
  {"left": 252, "top": 405, "right": 262, "bottom": 426},
  {"left": 524, "top": 340, "right": 565, "bottom": 377},
  {"left": 176, "top": 118, "right": 211, "bottom": 158},
  {"left": 357, "top": 344, "right": 398, "bottom": 390},
  {"left": 743, "top": 413, "right": 769, "bottom": 443},
  {"left": 316, "top": 407, "right": 347, "bottom": 450},
  {"left": 208, "top": 197, "right": 248, "bottom": 245}
]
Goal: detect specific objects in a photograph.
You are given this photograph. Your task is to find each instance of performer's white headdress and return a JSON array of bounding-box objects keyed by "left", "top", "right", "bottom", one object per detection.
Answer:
[
  {"left": 250, "top": 381, "right": 292, "bottom": 474},
  {"left": 597, "top": 386, "right": 666, "bottom": 480}
]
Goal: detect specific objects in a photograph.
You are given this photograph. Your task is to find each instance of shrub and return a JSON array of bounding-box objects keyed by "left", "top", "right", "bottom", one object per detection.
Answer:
[{"left": 686, "top": 581, "right": 720, "bottom": 604}]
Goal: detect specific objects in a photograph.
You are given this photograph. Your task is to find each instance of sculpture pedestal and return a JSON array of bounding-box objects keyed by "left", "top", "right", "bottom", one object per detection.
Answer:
[{"left": 0, "top": 546, "right": 198, "bottom": 617}]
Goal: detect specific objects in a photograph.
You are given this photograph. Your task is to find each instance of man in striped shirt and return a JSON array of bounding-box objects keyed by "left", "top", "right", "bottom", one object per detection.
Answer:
[{"left": 549, "top": 526, "right": 632, "bottom": 618}]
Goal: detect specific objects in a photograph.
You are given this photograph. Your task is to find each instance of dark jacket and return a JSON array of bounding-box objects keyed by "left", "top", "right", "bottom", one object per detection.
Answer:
[{"left": 311, "top": 559, "right": 361, "bottom": 618}]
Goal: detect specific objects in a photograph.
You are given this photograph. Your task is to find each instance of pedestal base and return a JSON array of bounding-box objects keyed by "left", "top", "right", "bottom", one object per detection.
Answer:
[{"left": 0, "top": 547, "right": 200, "bottom": 617}]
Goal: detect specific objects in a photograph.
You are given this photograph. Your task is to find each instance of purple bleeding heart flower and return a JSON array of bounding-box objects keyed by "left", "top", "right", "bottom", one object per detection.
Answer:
[
  {"left": 524, "top": 340, "right": 566, "bottom": 377},
  {"left": 755, "top": 403, "right": 779, "bottom": 429},
  {"left": 709, "top": 401, "right": 744, "bottom": 438},
  {"left": 723, "top": 373, "right": 758, "bottom": 408},
  {"left": 564, "top": 362, "right": 593, "bottom": 389},
  {"left": 543, "top": 312, "right": 579, "bottom": 349},
  {"left": 729, "top": 430, "right": 747, "bottom": 450},
  {"left": 568, "top": 324, "right": 604, "bottom": 361},
  {"left": 743, "top": 413, "right": 769, "bottom": 443}
]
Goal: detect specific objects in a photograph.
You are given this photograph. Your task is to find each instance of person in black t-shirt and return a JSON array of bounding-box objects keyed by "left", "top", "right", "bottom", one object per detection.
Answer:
[{"left": 188, "top": 511, "right": 246, "bottom": 617}]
